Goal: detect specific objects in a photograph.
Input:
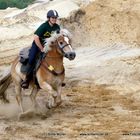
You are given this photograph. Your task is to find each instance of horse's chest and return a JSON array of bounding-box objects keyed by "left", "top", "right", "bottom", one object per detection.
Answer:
[{"left": 37, "top": 68, "right": 64, "bottom": 87}]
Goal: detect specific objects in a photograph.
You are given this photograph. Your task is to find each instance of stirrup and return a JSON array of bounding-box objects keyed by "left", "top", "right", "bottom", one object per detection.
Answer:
[{"left": 21, "top": 80, "right": 29, "bottom": 89}]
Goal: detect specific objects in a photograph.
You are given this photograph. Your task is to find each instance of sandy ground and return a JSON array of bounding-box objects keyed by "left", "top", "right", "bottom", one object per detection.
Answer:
[{"left": 0, "top": 0, "right": 140, "bottom": 140}]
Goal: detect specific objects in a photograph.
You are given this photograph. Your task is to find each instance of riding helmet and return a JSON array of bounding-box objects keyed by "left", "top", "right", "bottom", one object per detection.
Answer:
[{"left": 47, "top": 10, "right": 59, "bottom": 18}]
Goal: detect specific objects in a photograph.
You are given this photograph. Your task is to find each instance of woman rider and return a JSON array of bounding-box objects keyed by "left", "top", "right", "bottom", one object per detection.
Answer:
[{"left": 21, "top": 10, "right": 60, "bottom": 88}]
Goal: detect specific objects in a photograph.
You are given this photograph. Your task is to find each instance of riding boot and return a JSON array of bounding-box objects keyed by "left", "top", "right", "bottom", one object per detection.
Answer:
[
  {"left": 21, "top": 63, "right": 32, "bottom": 89},
  {"left": 21, "top": 76, "right": 30, "bottom": 89}
]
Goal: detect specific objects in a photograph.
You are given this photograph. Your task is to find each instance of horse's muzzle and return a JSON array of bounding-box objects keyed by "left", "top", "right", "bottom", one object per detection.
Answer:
[{"left": 65, "top": 52, "right": 76, "bottom": 60}]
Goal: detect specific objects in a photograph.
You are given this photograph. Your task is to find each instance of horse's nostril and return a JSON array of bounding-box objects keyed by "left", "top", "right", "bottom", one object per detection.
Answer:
[
  {"left": 70, "top": 53, "right": 73, "bottom": 57},
  {"left": 69, "top": 52, "right": 76, "bottom": 60},
  {"left": 65, "top": 53, "right": 68, "bottom": 58},
  {"left": 65, "top": 52, "right": 76, "bottom": 60}
]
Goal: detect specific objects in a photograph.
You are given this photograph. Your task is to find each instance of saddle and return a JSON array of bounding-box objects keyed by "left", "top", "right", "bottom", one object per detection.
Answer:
[
  {"left": 19, "top": 47, "right": 30, "bottom": 66},
  {"left": 19, "top": 47, "right": 45, "bottom": 74}
]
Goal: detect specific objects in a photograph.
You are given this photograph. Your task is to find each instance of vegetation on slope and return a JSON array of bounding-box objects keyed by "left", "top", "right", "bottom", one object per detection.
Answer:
[{"left": 0, "top": 0, "right": 35, "bottom": 9}]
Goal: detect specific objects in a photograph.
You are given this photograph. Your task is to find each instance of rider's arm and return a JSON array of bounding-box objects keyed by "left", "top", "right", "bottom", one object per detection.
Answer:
[{"left": 34, "top": 35, "right": 44, "bottom": 52}]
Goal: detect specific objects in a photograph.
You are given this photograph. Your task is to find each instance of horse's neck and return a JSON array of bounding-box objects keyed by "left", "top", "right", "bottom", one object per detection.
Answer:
[{"left": 45, "top": 52, "right": 64, "bottom": 71}]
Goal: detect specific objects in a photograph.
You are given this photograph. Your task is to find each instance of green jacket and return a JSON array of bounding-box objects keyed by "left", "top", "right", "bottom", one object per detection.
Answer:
[{"left": 34, "top": 21, "right": 60, "bottom": 44}]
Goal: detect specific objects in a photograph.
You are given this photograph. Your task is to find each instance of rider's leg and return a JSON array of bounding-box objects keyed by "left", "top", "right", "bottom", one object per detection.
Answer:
[
  {"left": 21, "top": 42, "right": 40, "bottom": 89},
  {"left": 28, "top": 41, "right": 40, "bottom": 65}
]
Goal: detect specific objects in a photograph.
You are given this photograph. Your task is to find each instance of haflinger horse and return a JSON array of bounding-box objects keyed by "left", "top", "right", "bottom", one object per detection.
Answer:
[{"left": 0, "top": 29, "right": 76, "bottom": 118}]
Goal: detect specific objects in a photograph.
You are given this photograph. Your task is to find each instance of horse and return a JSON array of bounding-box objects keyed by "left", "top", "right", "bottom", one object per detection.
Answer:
[{"left": 0, "top": 29, "right": 76, "bottom": 118}]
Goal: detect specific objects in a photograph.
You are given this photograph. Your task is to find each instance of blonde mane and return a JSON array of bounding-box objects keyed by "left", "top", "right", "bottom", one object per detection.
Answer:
[{"left": 43, "top": 29, "right": 72, "bottom": 52}]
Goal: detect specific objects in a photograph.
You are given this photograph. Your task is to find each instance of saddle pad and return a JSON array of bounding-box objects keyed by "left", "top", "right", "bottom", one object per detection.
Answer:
[{"left": 19, "top": 47, "right": 30, "bottom": 59}]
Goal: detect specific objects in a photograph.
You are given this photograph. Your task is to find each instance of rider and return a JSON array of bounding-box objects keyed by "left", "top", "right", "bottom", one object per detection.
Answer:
[{"left": 21, "top": 10, "right": 60, "bottom": 88}]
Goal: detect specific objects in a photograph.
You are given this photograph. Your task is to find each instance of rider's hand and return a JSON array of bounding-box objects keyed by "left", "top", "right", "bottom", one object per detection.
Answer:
[{"left": 41, "top": 48, "right": 44, "bottom": 52}]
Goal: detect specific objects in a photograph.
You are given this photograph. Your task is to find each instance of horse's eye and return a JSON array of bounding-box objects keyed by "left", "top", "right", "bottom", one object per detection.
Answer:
[
  {"left": 60, "top": 42, "right": 63, "bottom": 45},
  {"left": 51, "top": 41, "right": 54, "bottom": 44},
  {"left": 56, "top": 30, "right": 60, "bottom": 34}
]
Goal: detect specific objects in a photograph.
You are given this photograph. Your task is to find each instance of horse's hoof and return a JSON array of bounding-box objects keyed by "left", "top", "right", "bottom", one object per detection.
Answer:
[
  {"left": 56, "top": 101, "right": 62, "bottom": 106},
  {"left": 46, "top": 102, "right": 57, "bottom": 109},
  {"left": 46, "top": 102, "right": 52, "bottom": 109},
  {"left": 46, "top": 101, "right": 61, "bottom": 109},
  {"left": 18, "top": 110, "right": 34, "bottom": 120}
]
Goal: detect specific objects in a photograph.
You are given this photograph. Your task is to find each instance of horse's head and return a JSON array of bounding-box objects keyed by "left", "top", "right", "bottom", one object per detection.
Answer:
[{"left": 44, "top": 29, "right": 76, "bottom": 60}]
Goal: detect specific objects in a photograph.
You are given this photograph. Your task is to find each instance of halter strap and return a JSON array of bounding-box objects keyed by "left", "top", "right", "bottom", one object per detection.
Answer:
[
  {"left": 57, "top": 38, "right": 71, "bottom": 54},
  {"left": 59, "top": 43, "right": 71, "bottom": 49}
]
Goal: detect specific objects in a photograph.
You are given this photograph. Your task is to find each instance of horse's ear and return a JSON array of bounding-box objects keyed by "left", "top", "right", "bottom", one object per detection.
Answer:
[{"left": 56, "top": 29, "right": 60, "bottom": 34}]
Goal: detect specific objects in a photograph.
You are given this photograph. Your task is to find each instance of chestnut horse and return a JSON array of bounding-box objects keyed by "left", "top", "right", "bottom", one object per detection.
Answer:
[{"left": 0, "top": 29, "right": 76, "bottom": 117}]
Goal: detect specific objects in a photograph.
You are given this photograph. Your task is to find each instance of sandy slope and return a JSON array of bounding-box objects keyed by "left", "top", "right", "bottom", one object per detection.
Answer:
[{"left": 0, "top": 0, "right": 140, "bottom": 140}]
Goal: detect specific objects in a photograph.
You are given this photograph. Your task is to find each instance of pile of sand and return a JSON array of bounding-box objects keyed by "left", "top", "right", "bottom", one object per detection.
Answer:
[
  {"left": 1, "top": 0, "right": 140, "bottom": 46},
  {"left": 63, "top": 0, "right": 140, "bottom": 48}
]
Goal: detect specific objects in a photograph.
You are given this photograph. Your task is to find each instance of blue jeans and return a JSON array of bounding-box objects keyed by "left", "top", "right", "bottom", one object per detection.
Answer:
[{"left": 28, "top": 41, "right": 40, "bottom": 65}]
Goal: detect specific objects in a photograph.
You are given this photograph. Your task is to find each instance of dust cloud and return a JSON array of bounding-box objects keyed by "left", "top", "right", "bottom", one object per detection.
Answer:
[{"left": 0, "top": 103, "right": 19, "bottom": 119}]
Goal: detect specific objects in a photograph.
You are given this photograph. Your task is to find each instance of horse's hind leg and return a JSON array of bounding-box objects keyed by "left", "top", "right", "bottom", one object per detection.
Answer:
[
  {"left": 18, "top": 87, "right": 38, "bottom": 120},
  {"left": 19, "top": 86, "right": 46, "bottom": 120},
  {"left": 15, "top": 83, "right": 23, "bottom": 112},
  {"left": 30, "top": 86, "right": 39, "bottom": 110}
]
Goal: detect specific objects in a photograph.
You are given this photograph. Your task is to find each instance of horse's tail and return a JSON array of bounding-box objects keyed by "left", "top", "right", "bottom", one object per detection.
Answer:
[{"left": 0, "top": 71, "right": 12, "bottom": 103}]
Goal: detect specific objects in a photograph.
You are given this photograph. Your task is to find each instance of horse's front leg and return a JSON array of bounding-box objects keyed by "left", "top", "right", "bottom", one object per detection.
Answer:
[
  {"left": 53, "top": 86, "right": 62, "bottom": 107},
  {"left": 40, "top": 81, "right": 59, "bottom": 109}
]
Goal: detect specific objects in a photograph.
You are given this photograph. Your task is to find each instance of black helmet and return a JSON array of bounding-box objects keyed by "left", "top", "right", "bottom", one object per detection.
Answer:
[{"left": 47, "top": 10, "right": 59, "bottom": 18}]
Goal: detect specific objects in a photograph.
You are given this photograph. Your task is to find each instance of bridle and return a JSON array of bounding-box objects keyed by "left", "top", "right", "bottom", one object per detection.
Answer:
[{"left": 56, "top": 35, "right": 72, "bottom": 55}]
